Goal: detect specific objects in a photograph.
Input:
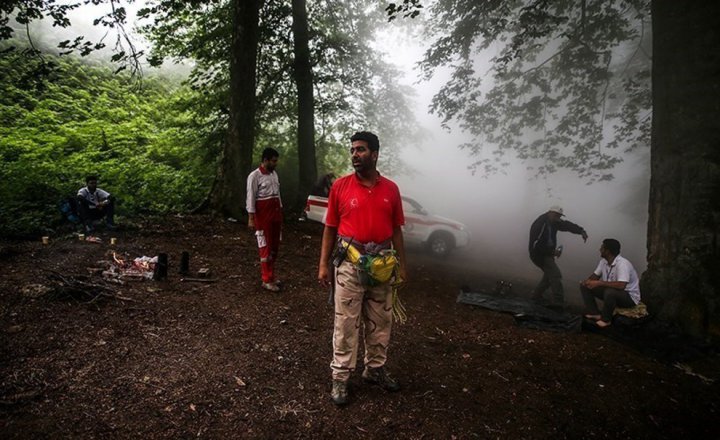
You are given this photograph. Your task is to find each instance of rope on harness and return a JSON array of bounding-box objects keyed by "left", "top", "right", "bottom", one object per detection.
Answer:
[{"left": 391, "top": 279, "right": 407, "bottom": 324}]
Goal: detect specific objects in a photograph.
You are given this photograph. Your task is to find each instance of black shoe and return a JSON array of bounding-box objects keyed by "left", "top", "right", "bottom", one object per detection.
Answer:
[
  {"left": 331, "top": 380, "right": 348, "bottom": 405},
  {"left": 546, "top": 302, "right": 565, "bottom": 312},
  {"left": 530, "top": 293, "right": 544, "bottom": 303},
  {"left": 362, "top": 366, "right": 401, "bottom": 392},
  {"left": 106, "top": 223, "right": 117, "bottom": 231}
]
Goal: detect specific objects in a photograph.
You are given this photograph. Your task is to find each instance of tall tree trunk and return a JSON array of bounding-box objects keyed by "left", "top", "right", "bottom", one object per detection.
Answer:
[
  {"left": 208, "top": 0, "right": 262, "bottom": 218},
  {"left": 292, "top": 0, "right": 317, "bottom": 207},
  {"left": 643, "top": 1, "right": 720, "bottom": 337}
]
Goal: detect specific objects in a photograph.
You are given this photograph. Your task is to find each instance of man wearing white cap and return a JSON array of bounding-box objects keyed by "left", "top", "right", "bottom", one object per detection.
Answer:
[{"left": 528, "top": 205, "right": 588, "bottom": 306}]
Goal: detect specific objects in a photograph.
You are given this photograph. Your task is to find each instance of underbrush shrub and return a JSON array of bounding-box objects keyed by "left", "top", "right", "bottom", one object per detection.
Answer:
[{"left": 0, "top": 48, "right": 211, "bottom": 237}]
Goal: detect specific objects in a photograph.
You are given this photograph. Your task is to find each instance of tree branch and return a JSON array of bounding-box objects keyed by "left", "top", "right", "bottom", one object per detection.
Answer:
[
  {"left": 598, "top": 50, "right": 613, "bottom": 156},
  {"left": 109, "top": 0, "right": 143, "bottom": 77},
  {"left": 24, "top": 21, "right": 43, "bottom": 61},
  {"left": 520, "top": 45, "right": 571, "bottom": 77},
  {"left": 620, "top": 16, "right": 648, "bottom": 78}
]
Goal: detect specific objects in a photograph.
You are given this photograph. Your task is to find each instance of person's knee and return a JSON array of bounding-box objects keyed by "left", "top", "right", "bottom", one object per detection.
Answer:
[
  {"left": 530, "top": 254, "right": 542, "bottom": 267},
  {"left": 602, "top": 288, "right": 623, "bottom": 299},
  {"left": 548, "top": 267, "right": 562, "bottom": 280}
]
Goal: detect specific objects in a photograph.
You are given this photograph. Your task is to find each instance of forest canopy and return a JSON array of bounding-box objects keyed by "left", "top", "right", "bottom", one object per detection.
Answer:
[
  {"left": 0, "top": 1, "right": 422, "bottom": 236},
  {"left": 413, "top": 0, "right": 651, "bottom": 181}
]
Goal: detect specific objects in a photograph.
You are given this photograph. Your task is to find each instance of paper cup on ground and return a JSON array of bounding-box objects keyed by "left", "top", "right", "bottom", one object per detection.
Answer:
[
  {"left": 41, "top": 236, "right": 49, "bottom": 245},
  {"left": 110, "top": 237, "right": 117, "bottom": 245},
  {"left": 78, "top": 234, "right": 85, "bottom": 241}
]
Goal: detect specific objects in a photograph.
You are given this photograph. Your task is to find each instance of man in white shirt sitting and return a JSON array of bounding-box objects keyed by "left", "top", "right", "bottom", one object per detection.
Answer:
[
  {"left": 580, "top": 238, "right": 641, "bottom": 328},
  {"left": 77, "top": 175, "right": 116, "bottom": 232}
]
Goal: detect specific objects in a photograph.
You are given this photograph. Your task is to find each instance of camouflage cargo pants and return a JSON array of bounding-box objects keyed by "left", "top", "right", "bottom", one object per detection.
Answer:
[{"left": 330, "top": 260, "right": 393, "bottom": 381}]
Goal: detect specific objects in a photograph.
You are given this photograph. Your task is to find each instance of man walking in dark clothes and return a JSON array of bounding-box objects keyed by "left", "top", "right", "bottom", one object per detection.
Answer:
[{"left": 528, "top": 205, "right": 588, "bottom": 306}]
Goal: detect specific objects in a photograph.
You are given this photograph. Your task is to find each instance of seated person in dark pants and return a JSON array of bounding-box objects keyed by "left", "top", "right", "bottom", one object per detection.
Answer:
[
  {"left": 77, "top": 175, "right": 115, "bottom": 232},
  {"left": 580, "top": 238, "right": 641, "bottom": 328}
]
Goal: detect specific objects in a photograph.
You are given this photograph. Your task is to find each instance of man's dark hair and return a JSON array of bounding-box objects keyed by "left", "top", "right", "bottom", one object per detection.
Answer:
[
  {"left": 86, "top": 175, "right": 98, "bottom": 183},
  {"left": 602, "top": 238, "right": 621, "bottom": 256},
  {"left": 350, "top": 131, "right": 380, "bottom": 152},
  {"left": 262, "top": 147, "right": 279, "bottom": 161}
]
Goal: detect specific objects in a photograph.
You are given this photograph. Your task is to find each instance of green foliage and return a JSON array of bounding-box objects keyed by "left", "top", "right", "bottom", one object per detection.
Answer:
[
  {"left": 0, "top": 45, "right": 212, "bottom": 237},
  {"left": 2, "top": 1, "right": 147, "bottom": 76},
  {"left": 418, "top": 0, "right": 651, "bottom": 181},
  {"left": 385, "top": 0, "right": 423, "bottom": 21},
  {"left": 2, "top": 1, "right": 426, "bottom": 222},
  {"left": 139, "top": 0, "right": 423, "bottom": 179}
]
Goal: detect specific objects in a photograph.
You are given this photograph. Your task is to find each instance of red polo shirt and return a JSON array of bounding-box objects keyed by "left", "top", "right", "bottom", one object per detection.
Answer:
[{"left": 325, "top": 173, "right": 404, "bottom": 244}]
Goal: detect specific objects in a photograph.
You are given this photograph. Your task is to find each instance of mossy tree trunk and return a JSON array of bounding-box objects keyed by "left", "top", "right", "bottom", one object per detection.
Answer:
[
  {"left": 643, "top": 0, "right": 720, "bottom": 337},
  {"left": 292, "top": 0, "right": 317, "bottom": 208},
  {"left": 208, "top": 0, "right": 262, "bottom": 218}
]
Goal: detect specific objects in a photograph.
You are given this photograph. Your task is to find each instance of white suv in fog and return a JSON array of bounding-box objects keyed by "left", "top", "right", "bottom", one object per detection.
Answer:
[{"left": 304, "top": 195, "right": 470, "bottom": 257}]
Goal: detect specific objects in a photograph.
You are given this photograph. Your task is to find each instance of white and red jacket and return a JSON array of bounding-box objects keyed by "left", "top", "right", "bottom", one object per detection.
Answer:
[{"left": 246, "top": 165, "right": 282, "bottom": 222}]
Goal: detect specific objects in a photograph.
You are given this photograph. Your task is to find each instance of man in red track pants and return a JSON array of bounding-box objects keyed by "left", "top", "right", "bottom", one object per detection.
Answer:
[{"left": 246, "top": 148, "right": 283, "bottom": 292}]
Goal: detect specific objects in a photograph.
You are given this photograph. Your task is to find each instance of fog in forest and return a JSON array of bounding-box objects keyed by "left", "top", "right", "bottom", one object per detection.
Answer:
[
  {"left": 21, "top": 3, "right": 651, "bottom": 302},
  {"left": 374, "top": 26, "right": 650, "bottom": 302},
  {"left": 20, "top": 2, "right": 192, "bottom": 76}
]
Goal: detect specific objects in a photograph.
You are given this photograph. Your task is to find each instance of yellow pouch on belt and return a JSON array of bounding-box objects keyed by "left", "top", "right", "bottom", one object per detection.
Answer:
[
  {"left": 357, "top": 250, "right": 398, "bottom": 286},
  {"left": 340, "top": 241, "right": 362, "bottom": 265},
  {"left": 368, "top": 251, "right": 398, "bottom": 284},
  {"left": 341, "top": 241, "right": 398, "bottom": 285}
]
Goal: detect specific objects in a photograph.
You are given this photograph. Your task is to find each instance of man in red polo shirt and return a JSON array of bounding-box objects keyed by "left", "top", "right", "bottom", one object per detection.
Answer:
[
  {"left": 247, "top": 148, "right": 283, "bottom": 292},
  {"left": 318, "top": 131, "right": 407, "bottom": 406}
]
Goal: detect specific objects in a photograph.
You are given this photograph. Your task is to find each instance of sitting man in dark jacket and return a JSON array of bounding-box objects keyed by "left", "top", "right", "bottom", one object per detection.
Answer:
[
  {"left": 528, "top": 206, "right": 588, "bottom": 306},
  {"left": 310, "top": 173, "right": 336, "bottom": 197},
  {"left": 77, "top": 175, "right": 116, "bottom": 232}
]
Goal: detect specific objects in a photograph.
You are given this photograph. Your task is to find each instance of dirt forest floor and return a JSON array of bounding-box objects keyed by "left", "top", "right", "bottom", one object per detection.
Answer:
[{"left": 1, "top": 215, "right": 719, "bottom": 439}]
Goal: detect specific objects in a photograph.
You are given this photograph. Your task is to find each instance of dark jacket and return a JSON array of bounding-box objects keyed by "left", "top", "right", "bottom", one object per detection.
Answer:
[
  {"left": 528, "top": 213, "right": 586, "bottom": 258},
  {"left": 309, "top": 173, "right": 335, "bottom": 197}
]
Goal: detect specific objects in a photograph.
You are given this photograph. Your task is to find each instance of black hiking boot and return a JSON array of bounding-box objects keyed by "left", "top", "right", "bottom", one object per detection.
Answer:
[
  {"left": 362, "top": 366, "right": 401, "bottom": 392},
  {"left": 331, "top": 379, "right": 348, "bottom": 406}
]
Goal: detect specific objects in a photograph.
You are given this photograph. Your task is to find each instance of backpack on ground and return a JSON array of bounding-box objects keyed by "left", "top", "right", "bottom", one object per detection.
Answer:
[{"left": 59, "top": 197, "right": 80, "bottom": 223}]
